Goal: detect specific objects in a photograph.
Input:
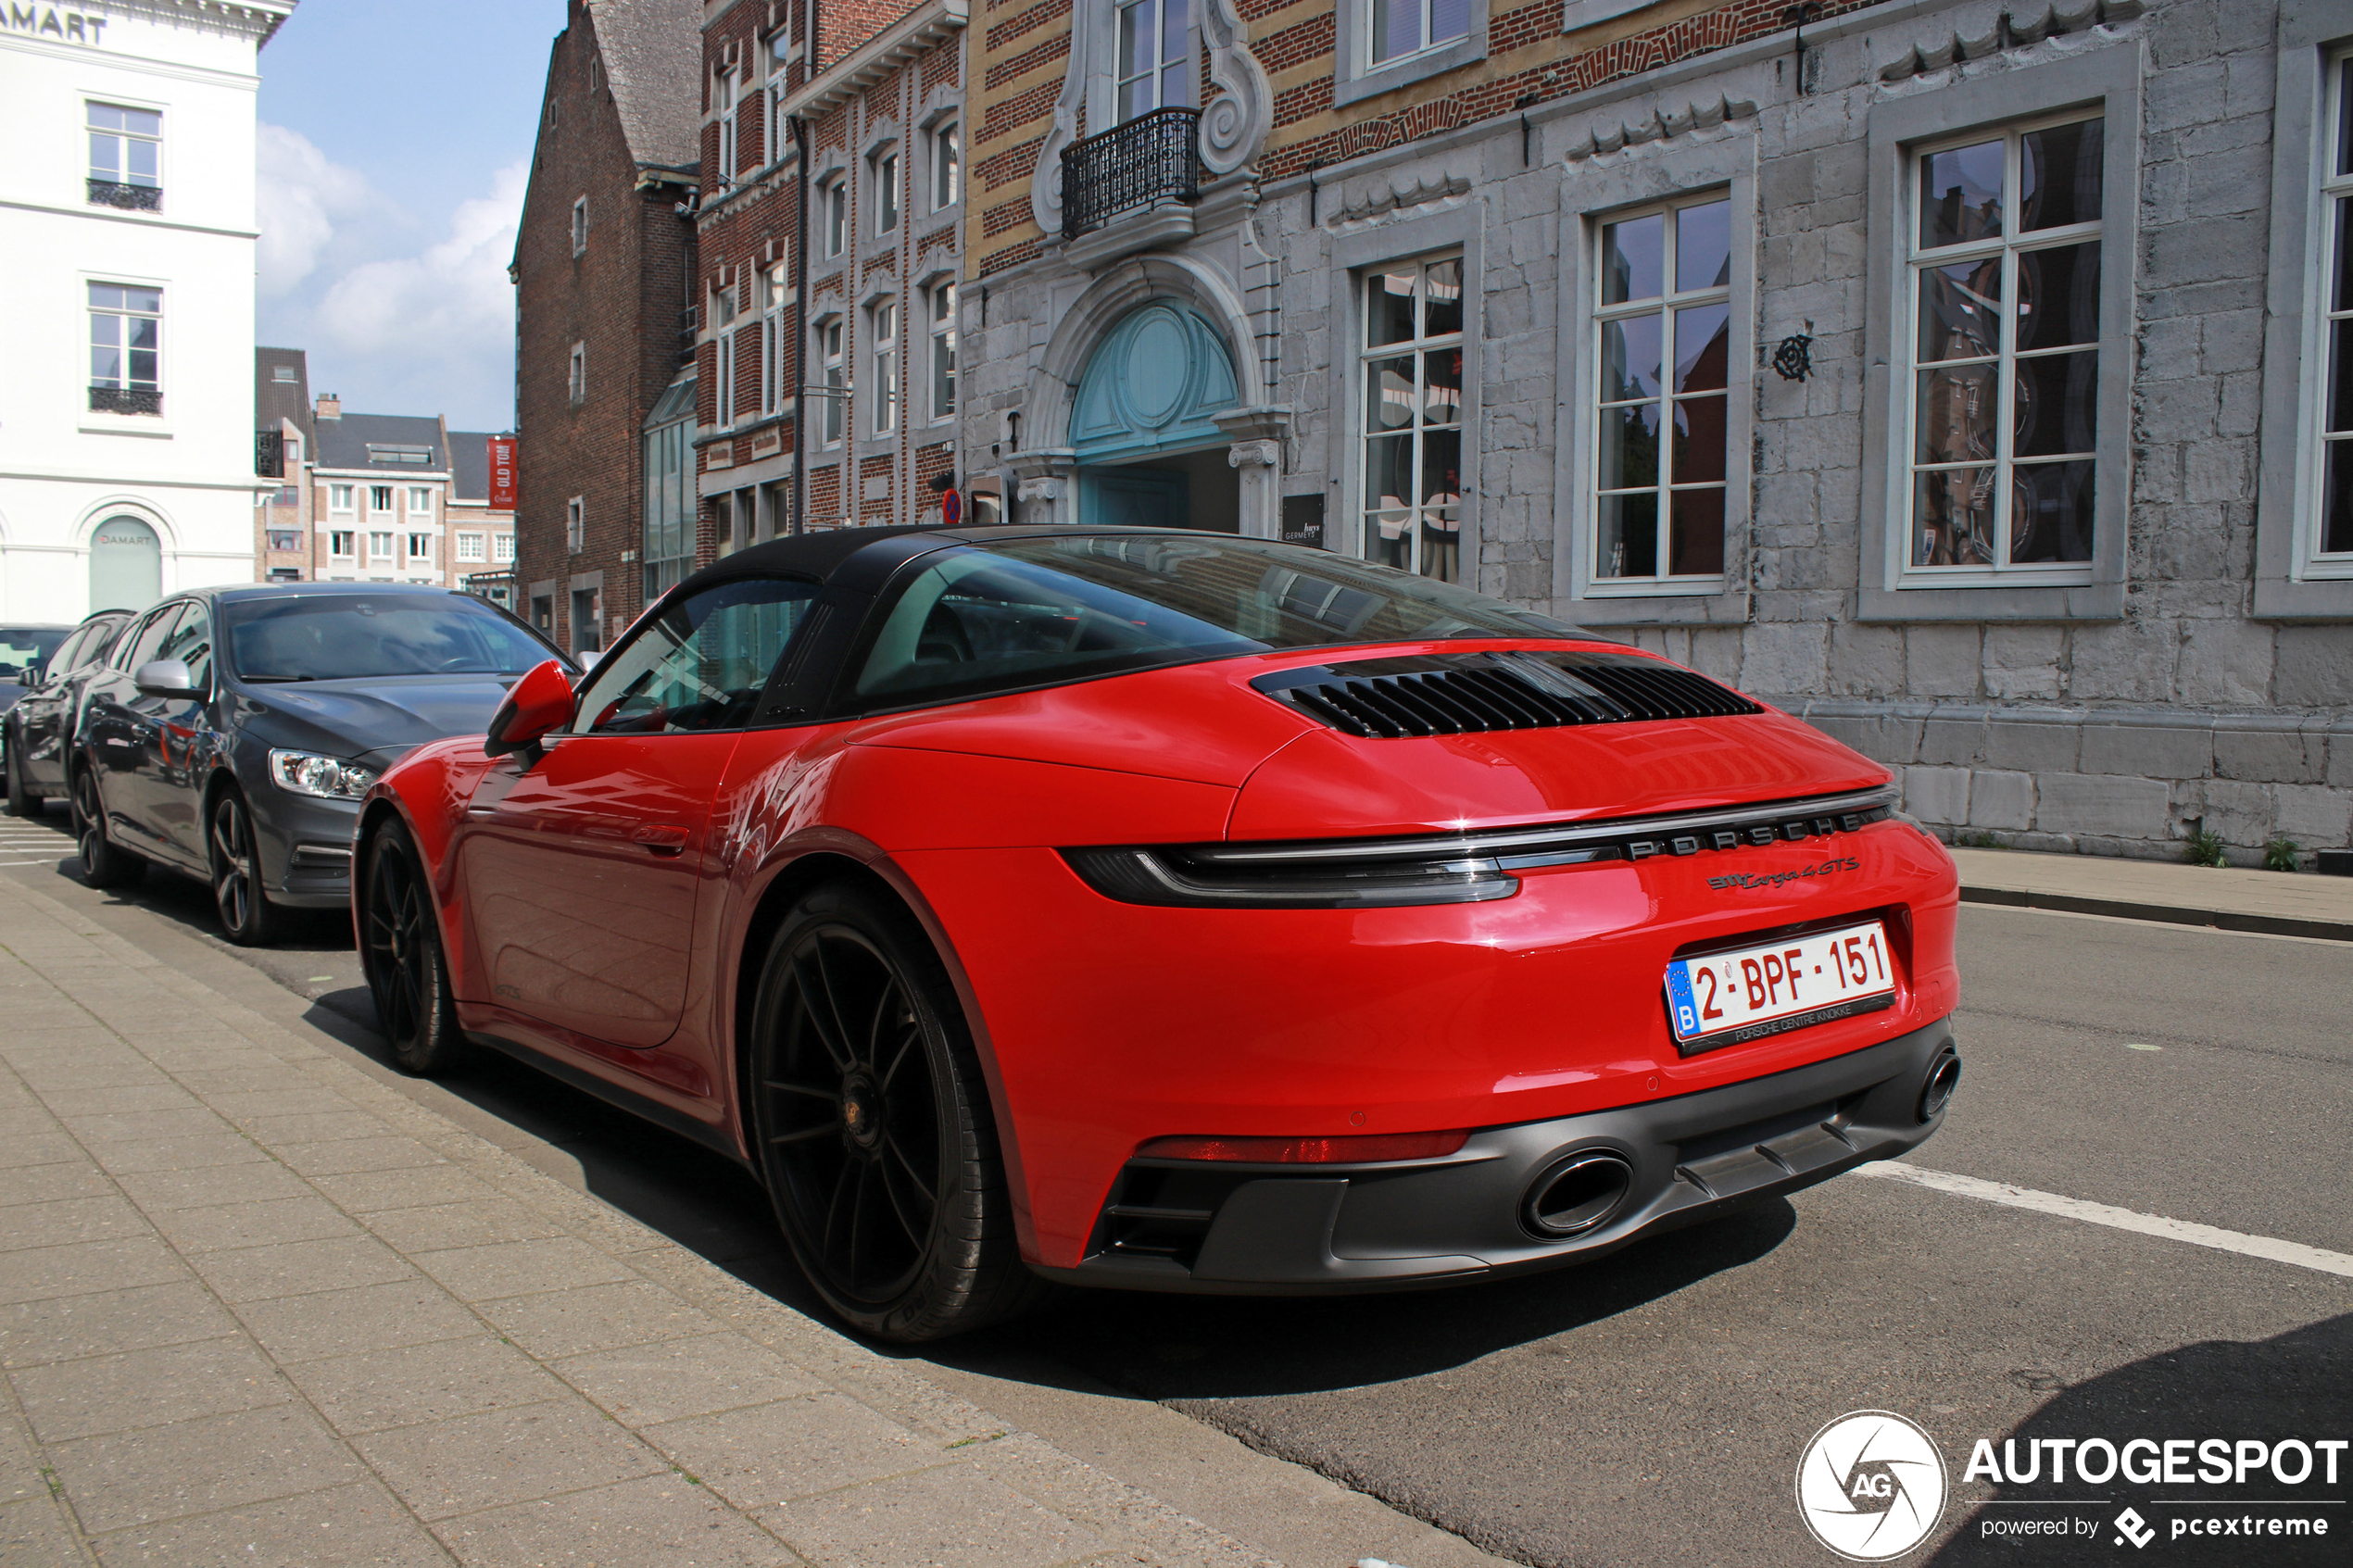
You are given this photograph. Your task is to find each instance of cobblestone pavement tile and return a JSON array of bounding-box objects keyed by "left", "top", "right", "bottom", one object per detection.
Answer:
[
  {"left": 273, "top": 1138, "right": 449, "bottom": 1178},
  {"left": 473, "top": 1280, "right": 710, "bottom": 1361},
  {"left": 352, "top": 1399, "right": 666, "bottom": 1521},
  {"left": 642, "top": 1393, "right": 935, "bottom": 1511},
  {"left": 45, "top": 1405, "right": 364, "bottom": 1534},
  {"left": 234, "top": 1113, "right": 388, "bottom": 1147},
  {"left": 432, "top": 1472, "right": 803, "bottom": 1568},
  {"left": 0, "top": 1281, "right": 242, "bottom": 1367},
  {"left": 35, "top": 1085, "right": 199, "bottom": 1119},
  {"left": 308, "top": 1165, "right": 499, "bottom": 1214},
  {"left": 0, "top": 1195, "right": 149, "bottom": 1253},
  {"left": 762, "top": 1461, "right": 1105, "bottom": 1568},
  {"left": 410, "top": 1236, "right": 635, "bottom": 1302},
  {"left": 147, "top": 1195, "right": 360, "bottom": 1254},
  {"left": 233, "top": 1277, "right": 484, "bottom": 1365},
  {"left": 0, "top": 1135, "right": 94, "bottom": 1171},
  {"left": 0, "top": 1161, "right": 115, "bottom": 1207},
  {"left": 86, "top": 1478, "right": 450, "bottom": 1567},
  {"left": 112, "top": 1162, "right": 313, "bottom": 1213},
  {"left": 13, "top": 1335, "right": 290, "bottom": 1442},
  {"left": 86, "top": 1135, "right": 266, "bottom": 1176},
  {"left": 0, "top": 1237, "right": 186, "bottom": 1306},
  {"left": 556, "top": 1332, "right": 826, "bottom": 1427},
  {"left": 186, "top": 1235, "right": 417, "bottom": 1304},
  {"left": 359, "top": 1198, "right": 565, "bottom": 1254},
  {"left": 0, "top": 1493, "right": 87, "bottom": 1567},
  {"left": 57, "top": 1110, "right": 231, "bottom": 1146},
  {"left": 285, "top": 1335, "right": 568, "bottom": 1436}
]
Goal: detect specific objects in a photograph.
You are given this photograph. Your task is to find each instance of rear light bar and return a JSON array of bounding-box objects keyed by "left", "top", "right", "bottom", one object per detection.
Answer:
[{"left": 1137, "top": 1130, "right": 1469, "bottom": 1163}]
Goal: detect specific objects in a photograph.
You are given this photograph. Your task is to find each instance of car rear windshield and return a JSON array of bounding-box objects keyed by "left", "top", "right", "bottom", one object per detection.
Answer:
[
  {"left": 224, "top": 595, "right": 557, "bottom": 683},
  {"left": 0, "top": 629, "right": 69, "bottom": 681},
  {"left": 851, "top": 533, "right": 1587, "bottom": 710}
]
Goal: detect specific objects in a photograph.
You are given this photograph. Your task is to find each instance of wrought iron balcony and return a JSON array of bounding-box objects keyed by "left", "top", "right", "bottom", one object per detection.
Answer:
[
  {"left": 89, "top": 386, "right": 161, "bottom": 417},
  {"left": 1062, "top": 107, "right": 1201, "bottom": 241},
  {"left": 88, "top": 179, "right": 161, "bottom": 211}
]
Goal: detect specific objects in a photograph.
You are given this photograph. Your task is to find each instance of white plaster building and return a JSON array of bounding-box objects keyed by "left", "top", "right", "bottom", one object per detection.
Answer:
[{"left": 0, "top": 1, "right": 295, "bottom": 619}]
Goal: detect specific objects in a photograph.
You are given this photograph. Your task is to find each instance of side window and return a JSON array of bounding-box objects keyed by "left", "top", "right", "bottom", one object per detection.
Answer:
[
  {"left": 573, "top": 578, "right": 820, "bottom": 734},
  {"left": 120, "top": 605, "right": 183, "bottom": 671},
  {"left": 156, "top": 603, "right": 213, "bottom": 691},
  {"left": 43, "top": 628, "right": 94, "bottom": 678}
]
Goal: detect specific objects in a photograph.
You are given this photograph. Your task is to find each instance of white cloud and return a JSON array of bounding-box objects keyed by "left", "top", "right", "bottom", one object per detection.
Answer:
[
  {"left": 313, "top": 162, "right": 524, "bottom": 364},
  {"left": 255, "top": 122, "right": 375, "bottom": 297}
]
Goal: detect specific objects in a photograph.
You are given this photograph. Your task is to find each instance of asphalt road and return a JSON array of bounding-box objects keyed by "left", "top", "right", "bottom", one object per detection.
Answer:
[{"left": 5, "top": 799, "right": 2347, "bottom": 1568}]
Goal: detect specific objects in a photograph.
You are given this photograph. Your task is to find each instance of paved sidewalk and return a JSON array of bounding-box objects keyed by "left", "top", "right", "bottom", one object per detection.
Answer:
[
  {"left": 1951, "top": 846, "right": 2353, "bottom": 941},
  {"left": 0, "top": 875, "right": 1283, "bottom": 1568}
]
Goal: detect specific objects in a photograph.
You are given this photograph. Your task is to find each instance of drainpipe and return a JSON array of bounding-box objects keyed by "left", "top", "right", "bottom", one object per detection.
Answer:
[{"left": 792, "top": 113, "right": 812, "bottom": 533}]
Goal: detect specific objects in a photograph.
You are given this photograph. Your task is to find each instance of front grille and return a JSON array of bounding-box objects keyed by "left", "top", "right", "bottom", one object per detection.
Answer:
[{"left": 1252, "top": 650, "right": 1761, "bottom": 738}]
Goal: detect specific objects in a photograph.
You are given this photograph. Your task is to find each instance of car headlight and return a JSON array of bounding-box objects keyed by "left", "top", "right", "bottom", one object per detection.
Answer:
[{"left": 268, "top": 749, "right": 373, "bottom": 799}]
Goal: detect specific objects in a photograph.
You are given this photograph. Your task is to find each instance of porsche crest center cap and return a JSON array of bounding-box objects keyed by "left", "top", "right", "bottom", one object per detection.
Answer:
[{"left": 1795, "top": 1411, "right": 1947, "bottom": 1561}]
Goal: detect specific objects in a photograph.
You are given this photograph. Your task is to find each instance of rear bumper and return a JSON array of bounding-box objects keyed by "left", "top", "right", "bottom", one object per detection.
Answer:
[{"left": 1038, "top": 1015, "right": 1957, "bottom": 1295}]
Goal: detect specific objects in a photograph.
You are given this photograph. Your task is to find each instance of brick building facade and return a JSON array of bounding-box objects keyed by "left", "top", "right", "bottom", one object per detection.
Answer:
[
  {"left": 513, "top": 0, "right": 701, "bottom": 657},
  {"left": 958, "top": 0, "right": 2353, "bottom": 865},
  {"left": 694, "top": 0, "right": 965, "bottom": 545}
]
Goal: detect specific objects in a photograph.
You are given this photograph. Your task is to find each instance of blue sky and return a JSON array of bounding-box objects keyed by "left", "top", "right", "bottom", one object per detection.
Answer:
[{"left": 256, "top": 0, "right": 564, "bottom": 432}]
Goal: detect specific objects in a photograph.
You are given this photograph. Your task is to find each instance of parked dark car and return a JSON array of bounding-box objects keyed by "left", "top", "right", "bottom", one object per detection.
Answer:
[
  {"left": 6, "top": 612, "right": 135, "bottom": 817},
  {"left": 0, "top": 624, "right": 75, "bottom": 719},
  {"left": 71, "top": 583, "right": 570, "bottom": 944}
]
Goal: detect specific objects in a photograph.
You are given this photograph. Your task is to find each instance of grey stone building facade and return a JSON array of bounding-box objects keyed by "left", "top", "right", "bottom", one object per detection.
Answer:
[{"left": 963, "top": 0, "right": 2353, "bottom": 865}]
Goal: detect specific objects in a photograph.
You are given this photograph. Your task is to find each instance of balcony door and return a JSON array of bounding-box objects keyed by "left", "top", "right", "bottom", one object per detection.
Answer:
[{"left": 1116, "top": 0, "right": 1192, "bottom": 121}]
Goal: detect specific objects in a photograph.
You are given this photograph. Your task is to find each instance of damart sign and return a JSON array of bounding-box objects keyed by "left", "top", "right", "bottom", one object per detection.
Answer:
[
  {"left": 0, "top": 6, "right": 110, "bottom": 44},
  {"left": 1796, "top": 1411, "right": 2347, "bottom": 1560}
]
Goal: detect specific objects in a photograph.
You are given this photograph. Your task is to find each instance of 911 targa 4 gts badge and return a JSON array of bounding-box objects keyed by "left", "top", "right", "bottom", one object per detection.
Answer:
[{"left": 1710, "top": 854, "right": 1863, "bottom": 891}]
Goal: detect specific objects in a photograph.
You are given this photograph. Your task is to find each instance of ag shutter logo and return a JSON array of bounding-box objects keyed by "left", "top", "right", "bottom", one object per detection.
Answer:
[{"left": 1797, "top": 1411, "right": 1949, "bottom": 1562}]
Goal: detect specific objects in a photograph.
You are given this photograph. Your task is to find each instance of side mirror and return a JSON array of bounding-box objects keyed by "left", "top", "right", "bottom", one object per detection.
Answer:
[
  {"left": 484, "top": 659, "right": 577, "bottom": 759},
  {"left": 133, "top": 659, "right": 201, "bottom": 698}
]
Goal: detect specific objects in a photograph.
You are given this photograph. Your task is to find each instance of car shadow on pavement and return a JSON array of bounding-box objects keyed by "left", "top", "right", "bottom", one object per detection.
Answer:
[
  {"left": 1925, "top": 1312, "right": 2352, "bottom": 1568},
  {"left": 940, "top": 1198, "right": 1802, "bottom": 1399}
]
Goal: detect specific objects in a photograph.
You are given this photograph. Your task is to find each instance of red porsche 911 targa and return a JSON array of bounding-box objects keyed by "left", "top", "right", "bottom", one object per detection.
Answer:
[{"left": 357, "top": 527, "right": 1960, "bottom": 1341}]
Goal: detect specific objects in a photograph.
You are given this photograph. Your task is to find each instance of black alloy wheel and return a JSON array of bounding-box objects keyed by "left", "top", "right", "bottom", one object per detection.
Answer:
[
  {"left": 208, "top": 790, "right": 277, "bottom": 947},
  {"left": 749, "top": 881, "right": 1040, "bottom": 1341},
  {"left": 70, "top": 766, "right": 143, "bottom": 888},
  {"left": 360, "top": 822, "right": 465, "bottom": 1076}
]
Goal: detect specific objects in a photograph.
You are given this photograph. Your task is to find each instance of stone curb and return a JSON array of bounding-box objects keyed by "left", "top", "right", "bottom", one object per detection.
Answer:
[{"left": 1956, "top": 883, "right": 2353, "bottom": 943}]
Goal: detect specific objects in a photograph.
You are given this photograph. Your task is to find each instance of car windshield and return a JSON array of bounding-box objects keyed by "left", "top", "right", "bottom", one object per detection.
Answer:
[
  {"left": 0, "top": 628, "right": 69, "bottom": 682},
  {"left": 852, "top": 533, "right": 1589, "bottom": 709},
  {"left": 224, "top": 595, "right": 558, "bottom": 682}
]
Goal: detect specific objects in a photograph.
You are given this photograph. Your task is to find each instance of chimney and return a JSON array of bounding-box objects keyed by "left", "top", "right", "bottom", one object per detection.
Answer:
[{"left": 315, "top": 394, "right": 341, "bottom": 420}]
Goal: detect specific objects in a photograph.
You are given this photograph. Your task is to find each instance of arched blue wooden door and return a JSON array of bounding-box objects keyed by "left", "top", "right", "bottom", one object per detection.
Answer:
[{"left": 1071, "top": 303, "right": 1239, "bottom": 527}]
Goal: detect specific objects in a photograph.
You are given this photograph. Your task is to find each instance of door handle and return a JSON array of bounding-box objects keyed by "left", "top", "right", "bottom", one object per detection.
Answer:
[{"left": 632, "top": 824, "right": 689, "bottom": 855}]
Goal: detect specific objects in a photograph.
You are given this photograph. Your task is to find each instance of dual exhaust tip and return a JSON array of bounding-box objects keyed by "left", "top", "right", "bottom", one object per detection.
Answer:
[{"left": 1518, "top": 1044, "right": 1962, "bottom": 1241}]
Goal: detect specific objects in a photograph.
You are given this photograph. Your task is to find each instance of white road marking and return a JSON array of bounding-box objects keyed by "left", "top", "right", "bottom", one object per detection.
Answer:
[{"left": 1856, "top": 1162, "right": 2353, "bottom": 1278}]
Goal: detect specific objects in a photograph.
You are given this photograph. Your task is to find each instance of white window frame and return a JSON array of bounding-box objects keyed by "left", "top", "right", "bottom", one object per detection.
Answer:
[
  {"left": 1899, "top": 112, "right": 2106, "bottom": 586},
  {"left": 822, "top": 176, "right": 848, "bottom": 258},
  {"left": 2302, "top": 45, "right": 2353, "bottom": 579},
  {"left": 765, "top": 30, "right": 792, "bottom": 165},
  {"left": 407, "top": 533, "right": 433, "bottom": 563},
  {"left": 818, "top": 318, "right": 846, "bottom": 447},
  {"left": 1354, "top": 253, "right": 1465, "bottom": 582},
  {"left": 1584, "top": 191, "right": 1735, "bottom": 594},
  {"left": 1332, "top": 0, "right": 1486, "bottom": 110},
  {"left": 572, "top": 195, "right": 587, "bottom": 255},
  {"left": 329, "top": 483, "right": 354, "bottom": 512},
  {"left": 870, "top": 298, "right": 899, "bottom": 435},
  {"left": 370, "top": 484, "right": 393, "bottom": 513},
  {"left": 568, "top": 341, "right": 586, "bottom": 404},
  {"left": 86, "top": 101, "right": 161, "bottom": 191},
  {"left": 566, "top": 496, "right": 585, "bottom": 553},
  {"left": 369, "top": 530, "right": 394, "bottom": 560},
  {"left": 494, "top": 533, "right": 515, "bottom": 563},
  {"left": 1858, "top": 44, "right": 2137, "bottom": 623},
  {"left": 931, "top": 119, "right": 961, "bottom": 210},
  {"left": 717, "top": 68, "right": 739, "bottom": 186},
  {"left": 928, "top": 282, "right": 957, "bottom": 423},
  {"left": 761, "top": 263, "right": 789, "bottom": 416},
  {"left": 329, "top": 530, "right": 355, "bottom": 557},
  {"left": 407, "top": 485, "right": 434, "bottom": 517},
  {"left": 87, "top": 282, "right": 160, "bottom": 394},
  {"left": 873, "top": 146, "right": 900, "bottom": 233},
  {"left": 456, "top": 532, "right": 487, "bottom": 562}
]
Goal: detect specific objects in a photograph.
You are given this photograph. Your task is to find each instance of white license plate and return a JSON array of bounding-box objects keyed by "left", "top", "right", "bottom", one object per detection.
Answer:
[{"left": 1665, "top": 920, "right": 1896, "bottom": 1053}]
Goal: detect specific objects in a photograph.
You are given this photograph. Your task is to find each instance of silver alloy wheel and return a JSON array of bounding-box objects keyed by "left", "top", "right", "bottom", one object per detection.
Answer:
[
  {"left": 210, "top": 793, "right": 257, "bottom": 934},
  {"left": 74, "top": 769, "right": 105, "bottom": 867}
]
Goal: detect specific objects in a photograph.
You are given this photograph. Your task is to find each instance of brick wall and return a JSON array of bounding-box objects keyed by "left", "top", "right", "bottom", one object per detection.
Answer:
[{"left": 515, "top": 0, "right": 696, "bottom": 651}]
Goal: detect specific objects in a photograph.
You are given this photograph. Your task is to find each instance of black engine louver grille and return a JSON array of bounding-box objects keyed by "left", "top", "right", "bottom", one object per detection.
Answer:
[{"left": 1252, "top": 650, "right": 1762, "bottom": 739}]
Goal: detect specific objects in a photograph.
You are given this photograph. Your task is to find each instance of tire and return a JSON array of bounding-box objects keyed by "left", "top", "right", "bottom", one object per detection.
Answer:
[
  {"left": 207, "top": 788, "right": 278, "bottom": 947},
  {"left": 5, "top": 729, "right": 42, "bottom": 818},
  {"left": 359, "top": 821, "right": 467, "bottom": 1076},
  {"left": 748, "top": 880, "right": 1042, "bottom": 1342},
  {"left": 70, "top": 765, "right": 144, "bottom": 889}
]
